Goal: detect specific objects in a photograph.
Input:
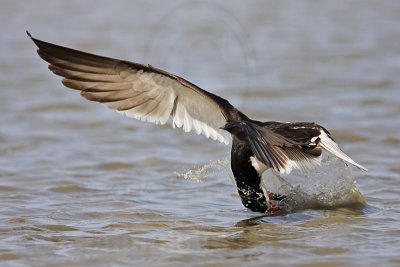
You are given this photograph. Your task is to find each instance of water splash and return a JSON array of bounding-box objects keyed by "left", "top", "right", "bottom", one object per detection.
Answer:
[
  {"left": 174, "top": 158, "right": 231, "bottom": 183},
  {"left": 263, "top": 156, "right": 366, "bottom": 213},
  {"left": 175, "top": 156, "right": 365, "bottom": 213}
]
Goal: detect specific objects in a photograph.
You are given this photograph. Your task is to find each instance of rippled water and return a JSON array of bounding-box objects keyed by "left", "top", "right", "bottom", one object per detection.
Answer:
[{"left": 1, "top": 1, "right": 400, "bottom": 266}]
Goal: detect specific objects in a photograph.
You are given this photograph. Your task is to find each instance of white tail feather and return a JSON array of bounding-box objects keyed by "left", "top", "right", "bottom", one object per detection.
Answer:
[{"left": 319, "top": 131, "right": 367, "bottom": 171}]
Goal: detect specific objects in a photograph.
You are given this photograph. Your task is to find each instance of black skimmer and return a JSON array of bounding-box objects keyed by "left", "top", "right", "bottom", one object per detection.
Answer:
[{"left": 28, "top": 31, "right": 367, "bottom": 213}]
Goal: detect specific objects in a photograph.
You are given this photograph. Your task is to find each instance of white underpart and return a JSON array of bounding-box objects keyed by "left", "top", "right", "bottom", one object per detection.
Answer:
[
  {"left": 250, "top": 156, "right": 268, "bottom": 174},
  {"left": 319, "top": 130, "right": 367, "bottom": 171}
]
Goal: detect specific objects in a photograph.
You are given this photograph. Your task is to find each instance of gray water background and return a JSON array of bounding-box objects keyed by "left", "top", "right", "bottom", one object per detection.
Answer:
[{"left": 1, "top": 1, "right": 400, "bottom": 266}]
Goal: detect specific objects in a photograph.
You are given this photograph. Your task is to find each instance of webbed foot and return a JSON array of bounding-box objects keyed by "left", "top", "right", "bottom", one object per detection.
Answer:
[{"left": 266, "top": 191, "right": 287, "bottom": 213}]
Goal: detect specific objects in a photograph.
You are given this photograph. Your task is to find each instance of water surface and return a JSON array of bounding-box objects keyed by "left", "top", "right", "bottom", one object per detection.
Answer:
[{"left": 1, "top": 1, "right": 400, "bottom": 266}]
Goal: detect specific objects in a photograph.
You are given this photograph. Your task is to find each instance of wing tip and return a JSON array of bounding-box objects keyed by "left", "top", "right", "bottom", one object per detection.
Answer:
[
  {"left": 319, "top": 130, "right": 368, "bottom": 172},
  {"left": 354, "top": 163, "right": 368, "bottom": 172},
  {"left": 338, "top": 158, "right": 368, "bottom": 172}
]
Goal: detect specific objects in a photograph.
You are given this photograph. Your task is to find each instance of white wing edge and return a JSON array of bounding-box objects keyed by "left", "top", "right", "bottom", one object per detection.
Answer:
[
  {"left": 115, "top": 97, "right": 231, "bottom": 145},
  {"left": 319, "top": 130, "right": 368, "bottom": 171}
]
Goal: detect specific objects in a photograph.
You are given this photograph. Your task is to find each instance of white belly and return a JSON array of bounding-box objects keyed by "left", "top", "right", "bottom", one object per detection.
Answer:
[{"left": 250, "top": 156, "right": 268, "bottom": 174}]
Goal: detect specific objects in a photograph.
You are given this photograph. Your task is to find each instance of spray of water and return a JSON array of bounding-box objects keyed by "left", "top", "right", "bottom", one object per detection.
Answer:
[
  {"left": 174, "top": 158, "right": 231, "bottom": 183},
  {"left": 263, "top": 156, "right": 366, "bottom": 213},
  {"left": 175, "top": 156, "right": 365, "bottom": 213}
]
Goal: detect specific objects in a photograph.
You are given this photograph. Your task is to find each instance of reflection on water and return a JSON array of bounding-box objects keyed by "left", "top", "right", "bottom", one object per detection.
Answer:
[{"left": 1, "top": 0, "right": 400, "bottom": 267}]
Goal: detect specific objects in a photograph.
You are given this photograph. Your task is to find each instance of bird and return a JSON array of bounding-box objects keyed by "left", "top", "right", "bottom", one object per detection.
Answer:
[{"left": 27, "top": 31, "right": 367, "bottom": 213}]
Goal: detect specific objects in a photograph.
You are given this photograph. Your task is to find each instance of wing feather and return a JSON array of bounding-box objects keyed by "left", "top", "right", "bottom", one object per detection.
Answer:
[
  {"left": 49, "top": 65, "right": 122, "bottom": 82},
  {"left": 253, "top": 122, "right": 366, "bottom": 173},
  {"left": 29, "top": 33, "right": 241, "bottom": 144},
  {"left": 229, "top": 121, "right": 323, "bottom": 173},
  {"left": 319, "top": 130, "right": 368, "bottom": 171}
]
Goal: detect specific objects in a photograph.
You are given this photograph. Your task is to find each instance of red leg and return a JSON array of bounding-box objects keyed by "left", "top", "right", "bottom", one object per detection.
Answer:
[
  {"left": 267, "top": 201, "right": 281, "bottom": 212},
  {"left": 266, "top": 191, "right": 287, "bottom": 213},
  {"left": 267, "top": 191, "right": 287, "bottom": 201}
]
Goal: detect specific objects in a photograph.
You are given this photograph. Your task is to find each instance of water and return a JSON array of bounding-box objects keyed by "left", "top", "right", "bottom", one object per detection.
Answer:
[{"left": 1, "top": 1, "right": 400, "bottom": 266}]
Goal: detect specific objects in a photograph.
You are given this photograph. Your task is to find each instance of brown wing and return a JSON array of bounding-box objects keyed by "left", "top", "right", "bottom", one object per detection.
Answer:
[
  {"left": 247, "top": 123, "right": 321, "bottom": 173},
  {"left": 262, "top": 121, "right": 367, "bottom": 172},
  {"left": 28, "top": 31, "right": 244, "bottom": 144}
]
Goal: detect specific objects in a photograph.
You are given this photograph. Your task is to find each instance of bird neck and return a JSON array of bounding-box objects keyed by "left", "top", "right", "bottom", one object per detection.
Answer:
[{"left": 231, "top": 138, "right": 267, "bottom": 213}]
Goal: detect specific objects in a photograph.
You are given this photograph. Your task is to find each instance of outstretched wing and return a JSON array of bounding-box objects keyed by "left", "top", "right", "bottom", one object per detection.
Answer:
[
  {"left": 264, "top": 121, "right": 367, "bottom": 171},
  {"left": 229, "top": 120, "right": 367, "bottom": 174},
  {"left": 254, "top": 122, "right": 368, "bottom": 173},
  {"left": 246, "top": 122, "right": 322, "bottom": 174},
  {"left": 28, "top": 32, "right": 242, "bottom": 144}
]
